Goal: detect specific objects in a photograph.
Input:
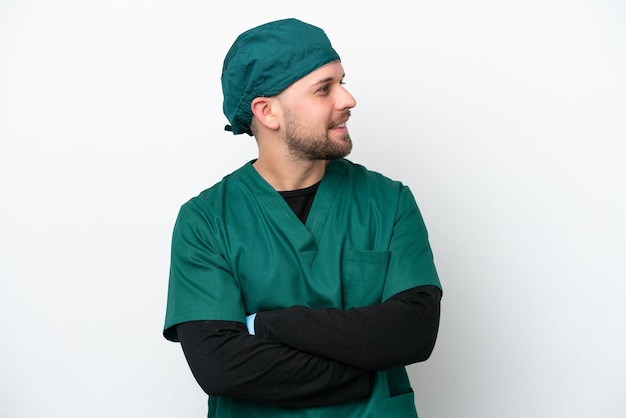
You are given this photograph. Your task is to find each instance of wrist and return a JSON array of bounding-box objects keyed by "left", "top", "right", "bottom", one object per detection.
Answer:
[{"left": 246, "top": 313, "right": 257, "bottom": 335}]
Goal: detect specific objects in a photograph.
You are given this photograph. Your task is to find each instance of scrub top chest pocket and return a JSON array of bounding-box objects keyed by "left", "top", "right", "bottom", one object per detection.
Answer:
[{"left": 341, "top": 248, "right": 390, "bottom": 308}]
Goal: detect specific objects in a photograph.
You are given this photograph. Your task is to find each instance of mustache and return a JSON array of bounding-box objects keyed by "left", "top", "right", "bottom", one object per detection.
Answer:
[{"left": 330, "top": 110, "right": 352, "bottom": 127}]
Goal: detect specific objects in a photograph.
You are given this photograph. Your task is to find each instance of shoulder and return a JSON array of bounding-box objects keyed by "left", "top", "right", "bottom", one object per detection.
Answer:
[
  {"left": 333, "top": 158, "right": 406, "bottom": 193},
  {"left": 331, "top": 159, "right": 420, "bottom": 217},
  {"left": 183, "top": 163, "right": 250, "bottom": 212},
  {"left": 172, "top": 163, "right": 254, "bottom": 229}
]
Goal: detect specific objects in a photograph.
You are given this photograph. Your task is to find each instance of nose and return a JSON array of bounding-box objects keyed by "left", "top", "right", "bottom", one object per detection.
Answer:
[{"left": 336, "top": 84, "right": 357, "bottom": 110}]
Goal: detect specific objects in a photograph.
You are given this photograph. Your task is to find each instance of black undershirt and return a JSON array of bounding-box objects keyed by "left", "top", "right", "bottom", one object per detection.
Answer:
[
  {"left": 278, "top": 181, "right": 320, "bottom": 223},
  {"left": 175, "top": 184, "right": 442, "bottom": 408}
]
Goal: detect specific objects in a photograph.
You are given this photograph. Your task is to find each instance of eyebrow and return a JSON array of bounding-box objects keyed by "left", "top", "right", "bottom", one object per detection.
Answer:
[{"left": 310, "top": 73, "right": 346, "bottom": 87}]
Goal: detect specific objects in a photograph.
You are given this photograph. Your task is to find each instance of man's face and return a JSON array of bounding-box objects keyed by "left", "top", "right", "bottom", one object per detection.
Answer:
[{"left": 276, "top": 61, "right": 357, "bottom": 160}]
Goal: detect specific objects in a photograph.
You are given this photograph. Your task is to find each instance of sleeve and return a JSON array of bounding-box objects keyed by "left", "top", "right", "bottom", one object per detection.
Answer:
[
  {"left": 382, "top": 185, "right": 441, "bottom": 299},
  {"left": 177, "top": 320, "right": 372, "bottom": 408},
  {"left": 254, "top": 285, "right": 442, "bottom": 371},
  {"left": 163, "top": 200, "right": 246, "bottom": 341}
]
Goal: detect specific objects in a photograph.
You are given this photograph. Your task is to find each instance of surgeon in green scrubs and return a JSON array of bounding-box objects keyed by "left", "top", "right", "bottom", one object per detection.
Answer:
[{"left": 164, "top": 18, "right": 442, "bottom": 418}]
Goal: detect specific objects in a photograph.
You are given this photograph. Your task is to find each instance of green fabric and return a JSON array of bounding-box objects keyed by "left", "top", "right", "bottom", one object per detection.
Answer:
[
  {"left": 163, "top": 158, "right": 440, "bottom": 418},
  {"left": 221, "top": 18, "right": 341, "bottom": 135}
]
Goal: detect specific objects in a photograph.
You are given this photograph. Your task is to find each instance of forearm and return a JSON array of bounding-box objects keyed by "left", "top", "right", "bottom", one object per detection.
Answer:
[
  {"left": 254, "top": 285, "right": 442, "bottom": 371},
  {"left": 177, "top": 320, "right": 372, "bottom": 408}
]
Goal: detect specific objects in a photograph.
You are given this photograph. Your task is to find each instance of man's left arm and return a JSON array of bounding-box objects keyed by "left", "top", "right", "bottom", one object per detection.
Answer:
[
  {"left": 252, "top": 285, "right": 441, "bottom": 371},
  {"left": 253, "top": 186, "right": 442, "bottom": 371}
]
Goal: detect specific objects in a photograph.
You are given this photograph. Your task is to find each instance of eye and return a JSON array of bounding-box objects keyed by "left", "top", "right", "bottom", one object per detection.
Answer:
[
  {"left": 316, "top": 80, "right": 346, "bottom": 95},
  {"left": 316, "top": 84, "right": 330, "bottom": 94}
]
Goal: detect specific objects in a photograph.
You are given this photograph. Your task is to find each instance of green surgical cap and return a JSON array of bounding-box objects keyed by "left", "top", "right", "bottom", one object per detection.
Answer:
[{"left": 221, "top": 18, "right": 341, "bottom": 135}]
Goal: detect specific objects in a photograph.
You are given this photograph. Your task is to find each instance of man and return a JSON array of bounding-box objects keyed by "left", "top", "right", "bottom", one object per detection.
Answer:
[{"left": 163, "top": 18, "right": 442, "bottom": 418}]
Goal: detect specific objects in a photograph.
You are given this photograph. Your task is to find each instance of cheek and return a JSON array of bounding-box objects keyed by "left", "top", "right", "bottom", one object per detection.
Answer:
[
  {"left": 291, "top": 108, "right": 325, "bottom": 128},
  {"left": 303, "top": 106, "right": 332, "bottom": 125},
  {"left": 284, "top": 99, "right": 332, "bottom": 129}
]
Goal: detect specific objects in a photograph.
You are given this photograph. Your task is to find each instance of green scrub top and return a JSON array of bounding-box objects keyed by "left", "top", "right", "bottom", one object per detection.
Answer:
[{"left": 164, "top": 159, "right": 441, "bottom": 418}]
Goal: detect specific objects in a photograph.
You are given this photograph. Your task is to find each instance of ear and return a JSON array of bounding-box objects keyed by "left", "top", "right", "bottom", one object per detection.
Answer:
[{"left": 250, "top": 97, "right": 280, "bottom": 131}]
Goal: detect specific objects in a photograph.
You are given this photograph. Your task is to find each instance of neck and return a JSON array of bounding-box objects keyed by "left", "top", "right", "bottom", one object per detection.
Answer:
[{"left": 253, "top": 155, "right": 328, "bottom": 191}]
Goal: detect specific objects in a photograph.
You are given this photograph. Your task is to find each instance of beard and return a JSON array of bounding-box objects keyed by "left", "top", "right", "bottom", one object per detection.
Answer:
[{"left": 283, "top": 110, "right": 353, "bottom": 161}]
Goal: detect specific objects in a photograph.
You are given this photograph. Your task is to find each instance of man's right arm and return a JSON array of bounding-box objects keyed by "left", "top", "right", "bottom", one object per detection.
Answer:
[
  {"left": 168, "top": 201, "right": 371, "bottom": 407},
  {"left": 177, "top": 320, "right": 372, "bottom": 408}
]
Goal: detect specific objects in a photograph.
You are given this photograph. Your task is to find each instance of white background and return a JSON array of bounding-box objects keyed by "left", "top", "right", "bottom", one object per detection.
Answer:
[{"left": 1, "top": 1, "right": 625, "bottom": 417}]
